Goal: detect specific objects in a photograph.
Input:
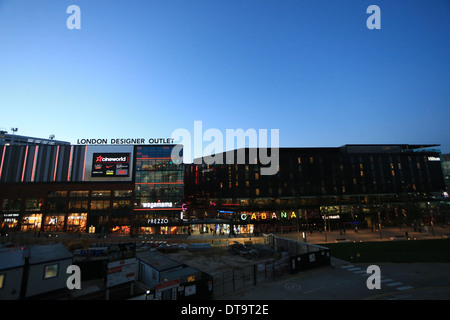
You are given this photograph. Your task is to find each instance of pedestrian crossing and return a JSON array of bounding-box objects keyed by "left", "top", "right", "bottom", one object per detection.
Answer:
[{"left": 340, "top": 264, "right": 414, "bottom": 291}]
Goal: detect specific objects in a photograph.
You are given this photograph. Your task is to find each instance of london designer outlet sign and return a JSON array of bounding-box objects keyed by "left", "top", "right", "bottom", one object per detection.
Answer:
[{"left": 77, "top": 138, "right": 175, "bottom": 145}]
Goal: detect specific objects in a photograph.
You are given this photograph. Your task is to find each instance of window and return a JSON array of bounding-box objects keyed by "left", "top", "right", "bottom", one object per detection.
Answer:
[
  {"left": 114, "top": 190, "right": 132, "bottom": 198},
  {"left": 44, "top": 264, "right": 59, "bottom": 279},
  {"left": 91, "top": 190, "right": 111, "bottom": 198},
  {"left": 0, "top": 273, "right": 5, "bottom": 289},
  {"left": 25, "top": 199, "right": 42, "bottom": 211},
  {"left": 70, "top": 191, "right": 89, "bottom": 198},
  {"left": 90, "top": 200, "right": 110, "bottom": 210},
  {"left": 47, "top": 191, "right": 67, "bottom": 198}
]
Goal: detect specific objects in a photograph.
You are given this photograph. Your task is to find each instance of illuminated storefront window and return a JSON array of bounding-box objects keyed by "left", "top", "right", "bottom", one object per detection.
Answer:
[
  {"left": 21, "top": 213, "right": 42, "bottom": 232},
  {"left": 44, "top": 214, "right": 65, "bottom": 232},
  {"left": 67, "top": 213, "right": 87, "bottom": 232},
  {"left": 1, "top": 213, "right": 19, "bottom": 229},
  {"left": 111, "top": 225, "right": 130, "bottom": 234}
]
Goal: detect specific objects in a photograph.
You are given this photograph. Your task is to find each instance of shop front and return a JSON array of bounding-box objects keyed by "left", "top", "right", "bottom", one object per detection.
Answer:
[
  {"left": 67, "top": 213, "right": 88, "bottom": 232},
  {"left": 0, "top": 213, "right": 19, "bottom": 230},
  {"left": 21, "top": 213, "right": 43, "bottom": 232},
  {"left": 43, "top": 214, "right": 65, "bottom": 232},
  {"left": 133, "top": 209, "right": 186, "bottom": 235}
]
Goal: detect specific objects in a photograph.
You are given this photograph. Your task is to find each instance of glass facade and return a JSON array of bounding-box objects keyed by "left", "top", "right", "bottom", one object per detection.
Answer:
[
  {"left": 133, "top": 145, "right": 184, "bottom": 234},
  {"left": 134, "top": 146, "right": 183, "bottom": 208},
  {"left": 184, "top": 146, "right": 448, "bottom": 232}
]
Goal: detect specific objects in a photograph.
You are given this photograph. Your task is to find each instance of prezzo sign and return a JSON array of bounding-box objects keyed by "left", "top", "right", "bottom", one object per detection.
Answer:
[
  {"left": 147, "top": 218, "right": 169, "bottom": 224},
  {"left": 91, "top": 153, "right": 130, "bottom": 177}
]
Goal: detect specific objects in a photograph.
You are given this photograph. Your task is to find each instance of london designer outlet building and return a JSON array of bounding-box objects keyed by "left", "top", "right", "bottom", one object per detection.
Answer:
[
  {"left": 0, "top": 143, "right": 184, "bottom": 235},
  {"left": 0, "top": 142, "right": 448, "bottom": 235}
]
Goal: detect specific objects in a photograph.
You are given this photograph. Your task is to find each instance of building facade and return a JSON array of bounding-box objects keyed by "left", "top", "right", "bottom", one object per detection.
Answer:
[
  {"left": 0, "top": 130, "right": 70, "bottom": 147},
  {"left": 0, "top": 143, "right": 184, "bottom": 235},
  {"left": 0, "top": 141, "right": 448, "bottom": 235},
  {"left": 184, "top": 145, "right": 448, "bottom": 234}
]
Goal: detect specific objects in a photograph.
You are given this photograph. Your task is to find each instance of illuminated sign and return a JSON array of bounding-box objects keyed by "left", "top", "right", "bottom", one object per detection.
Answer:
[
  {"left": 240, "top": 211, "right": 299, "bottom": 221},
  {"left": 91, "top": 153, "right": 130, "bottom": 177},
  {"left": 147, "top": 218, "right": 169, "bottom": 224},
  {"left": 428, "top": 157, "right": 441, "bottom": 161},
  {"left": 77, "top": 138, "right": 175, "bottom": 145},
  {"left": 142, "top": 202, "right": 173, "bottom": 209},
  {"left": 323, "top": 215, "right": 340, "bottom": 220}
]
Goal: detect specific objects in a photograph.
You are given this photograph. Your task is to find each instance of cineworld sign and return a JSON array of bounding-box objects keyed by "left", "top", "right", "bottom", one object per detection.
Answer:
[
  {"left": 92, "top": 153, "right": 130, "bottom": 177},
  {"left": 77, "top": 138, "right": 175, "bottom": 145},
  {"left": 240, "top": 212, "right": 300, "bottom": 221}
]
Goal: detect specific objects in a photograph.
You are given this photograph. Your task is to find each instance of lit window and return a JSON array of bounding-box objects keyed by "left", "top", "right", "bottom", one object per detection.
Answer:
[
  {"left": 44, "top": 264, "right": 58, "bottom": 279},
  {"left": 0, "top": 274, "right": 4, "bottom": 289}
]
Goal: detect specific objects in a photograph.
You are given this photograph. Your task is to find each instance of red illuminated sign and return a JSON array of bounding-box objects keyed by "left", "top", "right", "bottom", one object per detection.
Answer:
[{"left": 91, "top": 153, "right": 130, "bottom": 177}]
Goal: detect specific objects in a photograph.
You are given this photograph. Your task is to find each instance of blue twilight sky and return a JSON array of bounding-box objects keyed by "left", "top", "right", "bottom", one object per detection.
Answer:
[{"left": 0, "top": 0, "right": 449, "bottom": 160}]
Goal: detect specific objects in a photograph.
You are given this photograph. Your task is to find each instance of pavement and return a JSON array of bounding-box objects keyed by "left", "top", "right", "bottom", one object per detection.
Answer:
[
  {"left": 271, "top": 225, "right": 450, "bottom": 244},
  {"left": 216, "top": 260, "right": 450, "bottom": 300},
  {"left": 2, "top": 225, "right": 449, "bottom": 246}
]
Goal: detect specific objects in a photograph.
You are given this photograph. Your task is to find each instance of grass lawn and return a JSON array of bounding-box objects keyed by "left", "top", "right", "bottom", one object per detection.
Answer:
[{"left": 320, "top": 238, "right": 450, "bottom": 263}]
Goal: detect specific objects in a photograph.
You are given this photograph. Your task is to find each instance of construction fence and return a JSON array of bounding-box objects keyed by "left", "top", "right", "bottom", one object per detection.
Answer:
[{"left": 212, "top": 234, "right": 330, "bottom": 298}]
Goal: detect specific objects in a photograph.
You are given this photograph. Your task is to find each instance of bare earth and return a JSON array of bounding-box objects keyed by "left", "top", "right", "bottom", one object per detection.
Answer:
[{"left": 165, "top": 246, "right": 277, "bottom": 275}]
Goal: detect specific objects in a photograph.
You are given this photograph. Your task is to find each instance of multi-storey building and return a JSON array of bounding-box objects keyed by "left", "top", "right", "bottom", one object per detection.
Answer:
[
  {"left": 184, "top": 145, "right": 448, "bottom": 234},
  {"left": 0, "top": 143, "right": 184, "bottom": 235}
]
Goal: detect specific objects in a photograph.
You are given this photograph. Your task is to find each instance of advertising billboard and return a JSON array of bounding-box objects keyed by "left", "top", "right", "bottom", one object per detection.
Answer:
[{"left": 91, "top": 153, "right": 130, "bottom": 177}]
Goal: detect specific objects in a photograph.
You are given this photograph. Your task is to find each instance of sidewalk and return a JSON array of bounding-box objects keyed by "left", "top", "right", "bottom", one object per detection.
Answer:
[
  {"left": 2, "top": 226, "right": 449, "bottom": 246},
  {"left": 273, "top": 225, "right": 450, "bottom": 244}
]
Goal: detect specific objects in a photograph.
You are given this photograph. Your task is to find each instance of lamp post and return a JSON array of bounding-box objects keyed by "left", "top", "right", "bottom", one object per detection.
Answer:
[{"left": 378, "top": 210, "right": 382, "bottom": 239}]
